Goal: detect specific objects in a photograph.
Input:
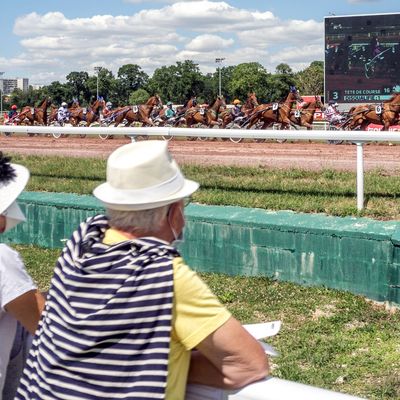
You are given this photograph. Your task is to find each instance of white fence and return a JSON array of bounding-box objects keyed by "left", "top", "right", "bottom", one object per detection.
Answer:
[
  {"left": 2, "top": 125, "right": 400, "bottom": 211},
  {"left": 186, "top": 378, "right": 364, "bottom": 400}
]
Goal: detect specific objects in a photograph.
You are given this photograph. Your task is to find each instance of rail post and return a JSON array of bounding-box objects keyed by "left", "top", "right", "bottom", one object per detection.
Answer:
[{"left": 356, "top": 142, "right": 364, "bottom": 211}]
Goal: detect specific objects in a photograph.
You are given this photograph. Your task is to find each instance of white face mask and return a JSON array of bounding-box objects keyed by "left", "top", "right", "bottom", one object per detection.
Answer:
[
  {"left": 168, "top": 206, "right": 185, "bottom": 246},
  {"left": 2, "top": 201, "right": 26, "bottom": 232}
]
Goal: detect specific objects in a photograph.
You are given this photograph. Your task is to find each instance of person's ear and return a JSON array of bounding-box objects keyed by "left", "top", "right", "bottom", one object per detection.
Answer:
[{"left": 167, "top": 201, "right": 181, "bottom": 221}]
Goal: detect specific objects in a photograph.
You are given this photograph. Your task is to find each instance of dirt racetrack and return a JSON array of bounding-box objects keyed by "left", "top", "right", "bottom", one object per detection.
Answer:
[{"left": 1, "top": 135, "right": 400, "bottom": 173}]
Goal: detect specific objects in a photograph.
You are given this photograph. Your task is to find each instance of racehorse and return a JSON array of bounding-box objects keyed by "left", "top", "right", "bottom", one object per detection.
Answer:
[
  {"left": 241, "top": 92, "right": 259, "bottom": 116},
  {"left": 346, "top": 92, "right": 400, "bottom": 130},
  {"left": 184, "top": 96, "right": 226, "bottom": 128},
  {"left": 289, "top": 96, "right": 324, "bottom": 130},
  {"left": 17, "top": 98, "right": 51, "bottom": 126},
  {"left": 47, "top": 104, "right": 59, "bottom": 125},
  {"left": 246, "top": 89, "right": 302, "bottom": 129},
  {"left": 176, "top": 97, "right": 198, "bottom": 116},
  {"left": 70, "top": 97, "right": 106, "bottom": 126},
  {"left": 113, "top": 95, "right": 163, "bottom": 127},
  {"left": 219, "top": 92, "right": 259, "bottom": 128}
]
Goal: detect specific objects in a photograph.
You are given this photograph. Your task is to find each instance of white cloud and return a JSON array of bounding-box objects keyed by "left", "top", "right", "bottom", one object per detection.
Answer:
[
  {"left": 186, "top": 34, "right": 234, "bottom": 51},
  {"left": 8, "top": 1, "right": 322, "bottom": 84}
]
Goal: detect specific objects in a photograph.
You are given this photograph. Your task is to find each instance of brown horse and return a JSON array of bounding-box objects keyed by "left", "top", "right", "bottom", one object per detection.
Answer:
[
  {"left": 113, "top": 95, "right": 163, "bottom": 127},
  {"left": 289, "top": 96, "right": 325, "bottom": 130},
  {"left": 219, "top": 92, "right": 259, "bottom": 128},
  {"left": 47, "top": 104, "right": 59, "bottom": 125},
  {"left": 184, "top": 96, "right": 226, "bottom": 128},
  {"left": 346, "top": 92, "right": 400, "bottom": 130},
  {"left": 69, "top": 98, "right": 106, "bottom": 126},
  {"left": 17, "top": 98, "right": 51, "bottom": 126},
  {"left": 246, "top": 90, "right": 302, "bottom": 129}
]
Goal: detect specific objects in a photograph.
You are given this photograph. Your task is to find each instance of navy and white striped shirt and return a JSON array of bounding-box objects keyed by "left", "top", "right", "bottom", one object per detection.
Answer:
[{"left": 17, "top": 215, "right": 177, "bottom": 400}]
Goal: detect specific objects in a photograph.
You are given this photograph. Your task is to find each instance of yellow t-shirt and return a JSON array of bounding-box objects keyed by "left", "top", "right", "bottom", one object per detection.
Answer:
[{"left": 103, "top": 229, "right": 231, "bottom": 400}]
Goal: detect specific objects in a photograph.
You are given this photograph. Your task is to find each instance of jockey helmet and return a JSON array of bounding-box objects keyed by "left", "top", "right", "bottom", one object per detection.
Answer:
[
  {"left": 106, "top": 102, "right": 112, "bottom": 107},
  {"left": 233, "top": 99, "right": 241, "bottom": 105},
  {"left": 11, "top": 105, "right": 17, "bottom": 110},
  {"left": 61, "top": 102, "right": 67, "bottom": 107},
  {"left": 334, "top": 102, "right": 339, "bottom": 107},
  {"left": 167, "top": 101, "right": 173, "bottom": 106}
]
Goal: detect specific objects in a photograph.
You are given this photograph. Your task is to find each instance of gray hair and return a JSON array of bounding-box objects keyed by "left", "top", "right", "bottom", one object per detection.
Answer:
[{"left": 106, "top": 205, "right": 170, "bottom": 235}]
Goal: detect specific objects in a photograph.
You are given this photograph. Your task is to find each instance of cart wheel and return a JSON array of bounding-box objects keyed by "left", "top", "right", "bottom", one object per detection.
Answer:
[
  {"left": 162, "top": 135, "right": 174, "bottom": 141},
  {"left": 99, "top": 133, "right": 110, "bottom": 140},
  {"left": 52, "top": 132, "right": 62, "bottom": 139}
]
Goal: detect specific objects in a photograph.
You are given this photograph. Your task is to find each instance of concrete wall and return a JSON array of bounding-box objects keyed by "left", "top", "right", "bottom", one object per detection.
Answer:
[{"left": 3, "top": 192, "right": 400, "bottom": 306}]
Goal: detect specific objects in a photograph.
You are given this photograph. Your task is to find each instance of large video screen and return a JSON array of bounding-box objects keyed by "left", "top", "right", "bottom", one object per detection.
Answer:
[{"left": 325, "top": 13, "right": 400, "bottom": 104}]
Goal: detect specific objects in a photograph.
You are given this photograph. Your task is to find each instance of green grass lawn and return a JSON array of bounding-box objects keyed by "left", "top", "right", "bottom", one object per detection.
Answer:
[
  {"left": 10, "top": 154, "right": 400, "bottom": 219},
  {"left": 6, "top": 154, "right": 400, "bottom": 399}
]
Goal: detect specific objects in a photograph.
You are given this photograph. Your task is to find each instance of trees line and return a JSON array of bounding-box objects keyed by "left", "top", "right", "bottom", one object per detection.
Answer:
[{"left": 5, "top": 60, "right": 323, "bottom": 109}]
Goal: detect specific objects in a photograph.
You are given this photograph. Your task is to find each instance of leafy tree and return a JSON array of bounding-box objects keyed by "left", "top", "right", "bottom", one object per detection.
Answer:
[
  {"left": 228, "top": 62, "right": 270, "bottom": 103},
  {"left": 65, "top": 71, "right": 90, "bottom": 103},
  {"left": 86, "top": 68, "right": 117, "bottom": 105},
  {"left": 117, "top": 64, "right": 149, "bottom": 103},
  {"left": 43, "top": 81, "right": 69, "bottom": 106},
  {"left": 266, "top": 63, "right": 297, "bottom": 102},
  {"left": 147, "top": 60, "right": 205, "bottom": 104},
  {"left": 8, "top": 89, "right": 25, "bottom": 109},
  {"left": 8, "top": 87, "right": 48, "bottom": 107},
  {"left": 204, "top": 66, "right": 235, "bottom": 102},
  {"left": 275, "top": 63, "right": 293, "bottom": 75},
  {"left": 295, "top": 61, "right": 324, "bottom": 96},
  {"left": 129, "top": 88, "right": 150, "bottom": 105},
  {"left": 146, "top": 65, "right": 176, "bottom": 102}
]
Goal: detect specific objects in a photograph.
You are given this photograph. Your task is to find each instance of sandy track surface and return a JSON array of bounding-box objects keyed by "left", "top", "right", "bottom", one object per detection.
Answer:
[{"left": 1, "top": 135, "right": 400, "bottom": 173}]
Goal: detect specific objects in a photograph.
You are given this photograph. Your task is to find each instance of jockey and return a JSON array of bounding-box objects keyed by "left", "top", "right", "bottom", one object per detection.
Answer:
[
  {"left": 325, "top": 101, "right": 343, "bottom": 124},
  {"left": 103, "top": 102, "right": 113, "bottom": 118},
  {"left": 165, "top": 101, "right": 176, "bottom": 119},
  {"left": 57, "top": 102, "right": 70, "bottom": 124},
  {"left": 8, "top": 105, "right": 18, "bottom": 121},
  {"left": 231, "top": 99, "right": 243, "bottom": 119}
]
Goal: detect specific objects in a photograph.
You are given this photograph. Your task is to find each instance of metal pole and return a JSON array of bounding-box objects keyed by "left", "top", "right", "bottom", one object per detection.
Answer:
[
  {"left": 0, "top": 72, "right": 4, "bottom": 118},
  {"left": 94, "top": 67, "right": 101, "bottom": 99},
  {"left": 356, "top": 142, "right": 364, "bottom": 211},
  {"left": 218, "top": 66, "right": 222, "bottom": 97},
  {"left": 215, "top": 58, "right": 225, "bottom": 97}
]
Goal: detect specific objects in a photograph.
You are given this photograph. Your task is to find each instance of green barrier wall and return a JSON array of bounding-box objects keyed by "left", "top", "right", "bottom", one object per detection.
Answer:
[{"left": 3, "top": 192, "right": 400, "bottom": 306}]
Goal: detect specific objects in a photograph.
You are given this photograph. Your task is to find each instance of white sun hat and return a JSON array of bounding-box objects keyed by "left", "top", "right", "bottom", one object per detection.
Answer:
[
  {"left": 93, "top": 141, "right": 199, "bottom": 210},
  {"left": 0, "top": 155, "right": 30, "bottom": 216}
]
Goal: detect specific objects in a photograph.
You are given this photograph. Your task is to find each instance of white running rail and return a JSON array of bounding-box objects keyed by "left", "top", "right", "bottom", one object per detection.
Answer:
[
  {"left": 186, "top": 378, "right": 365, "bottom": 400},
  {"left": 185, "top": 321, "right": 365, "bottom": 399}
]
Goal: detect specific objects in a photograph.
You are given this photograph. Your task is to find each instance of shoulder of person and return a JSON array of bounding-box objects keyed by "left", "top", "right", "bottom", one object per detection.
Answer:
[
  {"left": 0, "top": 243, "right": 19, "bottom": 259},
  {"left": 0, "top": 244, "right": 24, "bottom": 272}
]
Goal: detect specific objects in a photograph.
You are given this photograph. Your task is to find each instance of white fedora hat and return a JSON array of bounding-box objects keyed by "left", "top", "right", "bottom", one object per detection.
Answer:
[
  {"left": 0, "top": 154, "right": 30, "bottom": 215},
  {"left": 93, "top": 141, "right": 199, "bottom": 210}
]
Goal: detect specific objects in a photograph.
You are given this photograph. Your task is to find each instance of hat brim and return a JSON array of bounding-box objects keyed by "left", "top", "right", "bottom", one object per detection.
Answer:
[
  {"left": 93, "top": 178, "right": 199, "bottom": 211},
  {"left": 0, "top": 164, "right": 30, "bottom": 215}
]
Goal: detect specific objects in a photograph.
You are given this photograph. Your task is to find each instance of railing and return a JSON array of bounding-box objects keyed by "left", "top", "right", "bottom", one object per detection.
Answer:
[
  {"left": 2, "top": 124, "right": 400, "bottom": 211},
  {"left": 186, "top": 378, "right": 364, "bottom": 399}
]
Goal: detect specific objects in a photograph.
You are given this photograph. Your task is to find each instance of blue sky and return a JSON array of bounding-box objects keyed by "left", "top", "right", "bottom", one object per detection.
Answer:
[{"left": 0, "top": 0, "right": 398, "bottom": 85}]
